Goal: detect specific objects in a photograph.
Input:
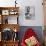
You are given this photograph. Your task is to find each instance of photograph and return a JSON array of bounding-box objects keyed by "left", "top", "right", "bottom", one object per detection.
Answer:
[{"left": 25, "top": 6, "right": 35, "bottom": 20}]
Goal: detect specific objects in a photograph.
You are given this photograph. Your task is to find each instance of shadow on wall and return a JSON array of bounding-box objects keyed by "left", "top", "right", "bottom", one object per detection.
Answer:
[{"left": 18, "top": 26, "right": 44, "bottom": 44}]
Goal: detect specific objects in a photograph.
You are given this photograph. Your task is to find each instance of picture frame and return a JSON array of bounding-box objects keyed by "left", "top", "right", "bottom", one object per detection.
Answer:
[
  {"left": 2, "top": 10, "right": 9, "bottom": 15},
  {"left": 25, "top": 6, "right": 35, "bottom": 20}
]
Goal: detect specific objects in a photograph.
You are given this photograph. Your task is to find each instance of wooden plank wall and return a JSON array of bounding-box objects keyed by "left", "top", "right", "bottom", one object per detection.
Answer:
[
  {"left": 43, "top": 0, "right": 46, "bottom": 26},
  {"left": 43, "top": 0, "right": 46, "bottom": 46}
]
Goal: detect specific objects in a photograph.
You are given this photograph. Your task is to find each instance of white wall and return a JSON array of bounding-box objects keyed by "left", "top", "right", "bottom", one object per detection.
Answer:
[
  {"left": 0, "top": 0, "right": 44, "bottom": 26},
  {"left": 18, "top": 0, "right": 44, "bottom": 26}
]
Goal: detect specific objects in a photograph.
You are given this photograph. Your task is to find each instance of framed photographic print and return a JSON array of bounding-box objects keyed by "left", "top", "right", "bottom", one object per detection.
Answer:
[
  {"left": 2, "top": 10, "right": 9, "bottom": 15},
  {"left": 25, "top": 6, "right": 35, "bottom": 20}
]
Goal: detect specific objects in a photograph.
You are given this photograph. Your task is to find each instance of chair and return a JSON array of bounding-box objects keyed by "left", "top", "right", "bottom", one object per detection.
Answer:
[{"left": 21, "top": 28, "right": 41, "bottom": 46}]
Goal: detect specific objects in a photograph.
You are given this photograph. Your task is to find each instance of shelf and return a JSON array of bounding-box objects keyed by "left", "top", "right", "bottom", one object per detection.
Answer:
[
  {"left": 0, "top": 7, "right": 19, "bottom": 12},
  {"left": 2, "top": 14, "right": 19, "bottom": 16},
  {"left": 1, "top": 40, "right": 19, "bottom": 46},
  {"left": 0, "top": 7, "right": 19, "bottom": 46},
  {"left": 0, "top": 7, "right": 19, "bottom": 24},
  {"left": 0, "top": 24, "right": 20, "bottom": 32},
  {"left": 2, "top": 40, "right": 19, "bottom": 43}
]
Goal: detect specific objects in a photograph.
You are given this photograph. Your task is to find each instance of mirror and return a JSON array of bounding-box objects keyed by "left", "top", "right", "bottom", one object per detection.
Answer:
[{"left": 2, "top": 16, "right": 18, "bottom": 24}]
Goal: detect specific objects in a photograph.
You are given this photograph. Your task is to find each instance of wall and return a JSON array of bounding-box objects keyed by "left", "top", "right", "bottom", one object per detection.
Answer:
[
  {"left": 0, "top": 0, "right": 44, "bottom": 26},
  {"left": 0, "top": 0, "right": 44, "bottom": 44},
  {"left": 43, "top": 0, "right": 46, "bottom": 45},
  {"left": 18, "top": 0, "right": 44, "bottom": 26}
]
